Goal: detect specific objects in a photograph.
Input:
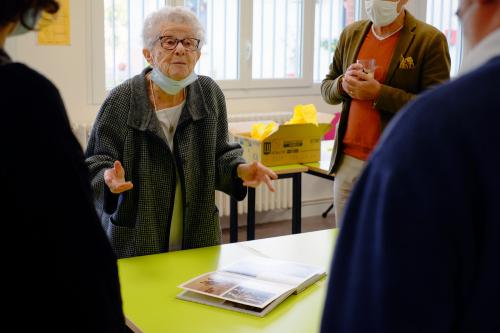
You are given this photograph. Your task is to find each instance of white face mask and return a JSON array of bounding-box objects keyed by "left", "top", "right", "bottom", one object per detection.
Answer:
[
  {"left": 151, "top": 68, "right": 198, "bottom": 95},
  {"left": 10, "top": 8, "right": 42, "bottom": 37},
  {"left": 365, "top": 0, "right": 401, "bottom": 27}
]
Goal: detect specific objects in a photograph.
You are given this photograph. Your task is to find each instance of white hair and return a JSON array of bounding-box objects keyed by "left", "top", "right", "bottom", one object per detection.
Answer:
[{"left": 142, "top": 6, "right": 205, "bottom": 50}]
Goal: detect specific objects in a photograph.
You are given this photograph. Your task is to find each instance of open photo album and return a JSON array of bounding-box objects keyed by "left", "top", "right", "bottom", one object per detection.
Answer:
[{"left": 176, "top": 256, "right": 326, "bottom": 317}]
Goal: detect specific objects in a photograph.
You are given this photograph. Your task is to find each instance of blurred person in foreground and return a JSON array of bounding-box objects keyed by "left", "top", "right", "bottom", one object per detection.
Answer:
[
  {"left": 85, "top": 6, "right": 277, "bottom": 259},
  {"left": 0, "top": 1, "right": 127, "bottom": 331},
  {"left": 321, "top": 0, "right": 500, "bottom": 331},
  {"left": 322, "top": 0, "right": 451, "bottom": 224}
]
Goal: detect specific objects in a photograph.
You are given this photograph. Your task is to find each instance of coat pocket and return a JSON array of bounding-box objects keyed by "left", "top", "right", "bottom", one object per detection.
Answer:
[{"left": 102, "top": 212, "right": 137, "bottom": 258}]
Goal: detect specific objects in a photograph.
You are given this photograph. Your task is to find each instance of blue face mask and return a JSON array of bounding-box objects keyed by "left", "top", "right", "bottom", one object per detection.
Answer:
[
  {"left": 151, "top": 68, "right": 198, "bottom": 95},
  {"left": 10, "top": 8, "right": 42, "bottom": 37}
]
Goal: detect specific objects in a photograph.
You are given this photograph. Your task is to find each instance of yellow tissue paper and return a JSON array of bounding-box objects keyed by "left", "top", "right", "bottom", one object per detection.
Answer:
[
  {"left": 285, "top": 104, "right": 318, "bottom": 125},
  {"left": 250, "top": 121, "right": 279, "bottom": 140},
  {"left": 249, "top": 104, "right": 318, "bottom": 140}
]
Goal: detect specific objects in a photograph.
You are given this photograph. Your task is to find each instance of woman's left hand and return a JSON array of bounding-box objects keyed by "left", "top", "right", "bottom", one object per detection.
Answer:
[{"left": 237, "top": 161, "right": 278, "bottom": 192}]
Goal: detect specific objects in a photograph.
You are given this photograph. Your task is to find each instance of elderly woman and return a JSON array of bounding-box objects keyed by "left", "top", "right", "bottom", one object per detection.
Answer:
[{"left": 85, "top": 6, "right": 277, "bottom": 259}]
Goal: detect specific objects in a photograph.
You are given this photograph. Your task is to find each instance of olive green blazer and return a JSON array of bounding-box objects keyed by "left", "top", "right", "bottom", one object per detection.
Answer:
[{"left": 322, "top": 11, "right": 451, "bottom": 173}]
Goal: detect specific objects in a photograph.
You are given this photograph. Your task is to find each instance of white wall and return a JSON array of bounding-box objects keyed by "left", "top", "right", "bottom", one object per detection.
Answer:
[{"left": 5, "top": 0, "right": 96, "bottom": 125}]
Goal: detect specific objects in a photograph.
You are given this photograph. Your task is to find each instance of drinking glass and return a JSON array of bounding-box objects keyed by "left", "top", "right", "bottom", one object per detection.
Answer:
[{"left": 356, "top": 59, "right": 377, "bottom": 79}]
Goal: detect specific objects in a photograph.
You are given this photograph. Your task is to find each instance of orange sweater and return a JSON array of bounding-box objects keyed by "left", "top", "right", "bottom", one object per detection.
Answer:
[{"left": 343, "top": 29, "right": 400, "bottom": 160}]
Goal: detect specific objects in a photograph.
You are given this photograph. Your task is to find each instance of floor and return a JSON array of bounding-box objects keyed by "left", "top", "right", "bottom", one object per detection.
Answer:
[{"left": 221, "top": 212, "right": 336, "bottom": 244}]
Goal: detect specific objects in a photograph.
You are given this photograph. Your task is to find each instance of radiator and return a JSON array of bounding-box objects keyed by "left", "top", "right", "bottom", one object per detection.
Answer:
[
  {"left": 72, "top": 111, "right": 294, "bottom": 217},
  {"left": 216, "top": 178, "right": 292, "bottom": 216}
]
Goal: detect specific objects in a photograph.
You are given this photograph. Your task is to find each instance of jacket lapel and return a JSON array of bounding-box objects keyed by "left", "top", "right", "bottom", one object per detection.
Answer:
[
  {"left": 126, "top": 68, "right": 169, "bottom": 144},
  {"left": 178, "top": 78, "right": 209, "bottom": 127},
  {"left": 346, "top": 22, "right": 372, "bottom": 71},
  {"left": 385, "top": 11, "right": 417, "bottom": 84}
]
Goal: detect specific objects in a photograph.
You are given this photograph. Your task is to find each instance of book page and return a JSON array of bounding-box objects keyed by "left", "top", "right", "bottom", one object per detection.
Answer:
[
  {"left": 220, "top": 256, "right": 324, "bottom": 287},
  {"left": 177, "top": 289, "right": 294, "bottom": 317},
  {"left": 179, "top": 271, "right": 294, "bottom": 309}
]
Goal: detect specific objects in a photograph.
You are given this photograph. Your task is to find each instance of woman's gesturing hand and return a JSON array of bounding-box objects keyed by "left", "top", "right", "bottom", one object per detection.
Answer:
[
  {"left": 104, "top": 160, "right": 134, "bottom": 194},
  {"left": 237, "top": 161, "right": 278, "bottom": 192}
]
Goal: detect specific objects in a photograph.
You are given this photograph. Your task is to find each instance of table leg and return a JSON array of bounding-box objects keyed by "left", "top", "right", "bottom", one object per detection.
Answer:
[
  {"left": 247, "top": 188, "right": 256, "bottom": 240},
  {"left": 229, "top": 197, "right": 238, "bottom": 243},
  {"left": 292, "top": 173, "right": 302, "bottom": 234}
]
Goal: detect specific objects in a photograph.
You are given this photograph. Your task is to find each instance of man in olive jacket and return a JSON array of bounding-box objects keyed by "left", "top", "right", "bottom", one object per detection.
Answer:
[{"left": 322, "top": 4, "right": 451, "bottom": 224}]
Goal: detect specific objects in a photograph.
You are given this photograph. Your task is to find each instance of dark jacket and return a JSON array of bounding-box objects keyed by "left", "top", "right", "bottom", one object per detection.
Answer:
[
  {"left": 321, "top": 57, "right": 500, "bottom": 333},
  {"left": 0, "top": 50, "right": 126, "bottom": 332},
  {"left": 321, "top": 11, "right": 451, "bottom": 173},
  {"left": 85, "top": 68, "right": 246, "bottom": 258}
]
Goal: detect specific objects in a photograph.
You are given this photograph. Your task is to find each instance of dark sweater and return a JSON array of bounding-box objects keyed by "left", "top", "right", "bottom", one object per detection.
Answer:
[
  {"left": 321, "top": 57, "right": 500, "bottom": 332},
  {"left": 0, "top": 50, "right": 127, "bottom": 332}
]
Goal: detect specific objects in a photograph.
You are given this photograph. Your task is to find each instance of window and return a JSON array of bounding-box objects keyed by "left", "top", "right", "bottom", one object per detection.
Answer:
[
  {"left": 185, "top": 0, "right": 361, "bottom": 90},
  {"left": 251, "top": 0, "right": 304, "bottom": 80},
  {"left": 187, "top": 0, "right": 315, "bottom": 90},
  {"left": 426, "top": 0, "right": 462, "bottom": 76},
  {"left": 314, "top": 0, "right": 357, "bottom": 82},
  {"left": 104, "top": 0, "right": 168, "bottom": 90},
  {"left": 95, "top": 0, "right": 361, "bottom": 100},
  {"left": 185, "top": 0, "right": 239, "bottom": 80}
]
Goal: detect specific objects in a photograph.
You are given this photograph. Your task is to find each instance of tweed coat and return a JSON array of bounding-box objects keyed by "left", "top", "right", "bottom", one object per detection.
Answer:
[
  {"left": 85, "top": 67, "right": 247, "bottom": 258},
  {"left": 321, "top": 11, "right": 451, "bottom": 173}
]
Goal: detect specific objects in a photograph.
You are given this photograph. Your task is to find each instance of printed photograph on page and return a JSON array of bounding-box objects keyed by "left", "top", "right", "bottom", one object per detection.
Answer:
[
  {"left": 180, "top": 272, "right": 241, "bottom": 296},
  {"left": 220, "top": 278, "right": 293, "bottom": 308},
  {"left": 180, "top": 272, "right": 293, "bottom": 308}
]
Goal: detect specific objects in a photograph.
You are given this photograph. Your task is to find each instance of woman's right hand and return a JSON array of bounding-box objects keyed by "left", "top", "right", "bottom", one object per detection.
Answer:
[{"left": 104, "top": 160, "right": 134, "bottom": 194}]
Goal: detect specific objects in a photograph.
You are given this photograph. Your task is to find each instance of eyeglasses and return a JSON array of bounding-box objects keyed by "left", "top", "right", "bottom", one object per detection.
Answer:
[{"left": 158, "top": 36, "right": 200, "bottom": 51}]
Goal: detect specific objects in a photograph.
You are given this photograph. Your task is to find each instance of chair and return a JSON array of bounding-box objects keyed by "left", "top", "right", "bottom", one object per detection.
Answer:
[
  {"left": 322, "top": 203, "right": 334, "bottom": 218},
  {"left": 323, "top": 112, "right": 340, "bottom": 140}
]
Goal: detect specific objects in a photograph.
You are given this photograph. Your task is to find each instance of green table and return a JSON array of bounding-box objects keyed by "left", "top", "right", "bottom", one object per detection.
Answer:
[{"left": 119, "top": 228, "right": 339, "bottom": 333}]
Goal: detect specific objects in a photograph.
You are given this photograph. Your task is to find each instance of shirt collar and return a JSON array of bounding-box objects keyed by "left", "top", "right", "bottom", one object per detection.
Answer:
[{"left": 459, "top": 28, "right": 500, "bottom": 76}]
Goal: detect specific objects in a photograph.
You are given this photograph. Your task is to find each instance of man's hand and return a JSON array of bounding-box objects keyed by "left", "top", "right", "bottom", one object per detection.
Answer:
[
  {"left": 104, "top": 160, "right": 134, "bottom": 194},
  {"left": 342, "top": 63, "right": 381, "bottom": 101},
  {"left": 237, "top": 161, "right": 278, "bottom": 192}
]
